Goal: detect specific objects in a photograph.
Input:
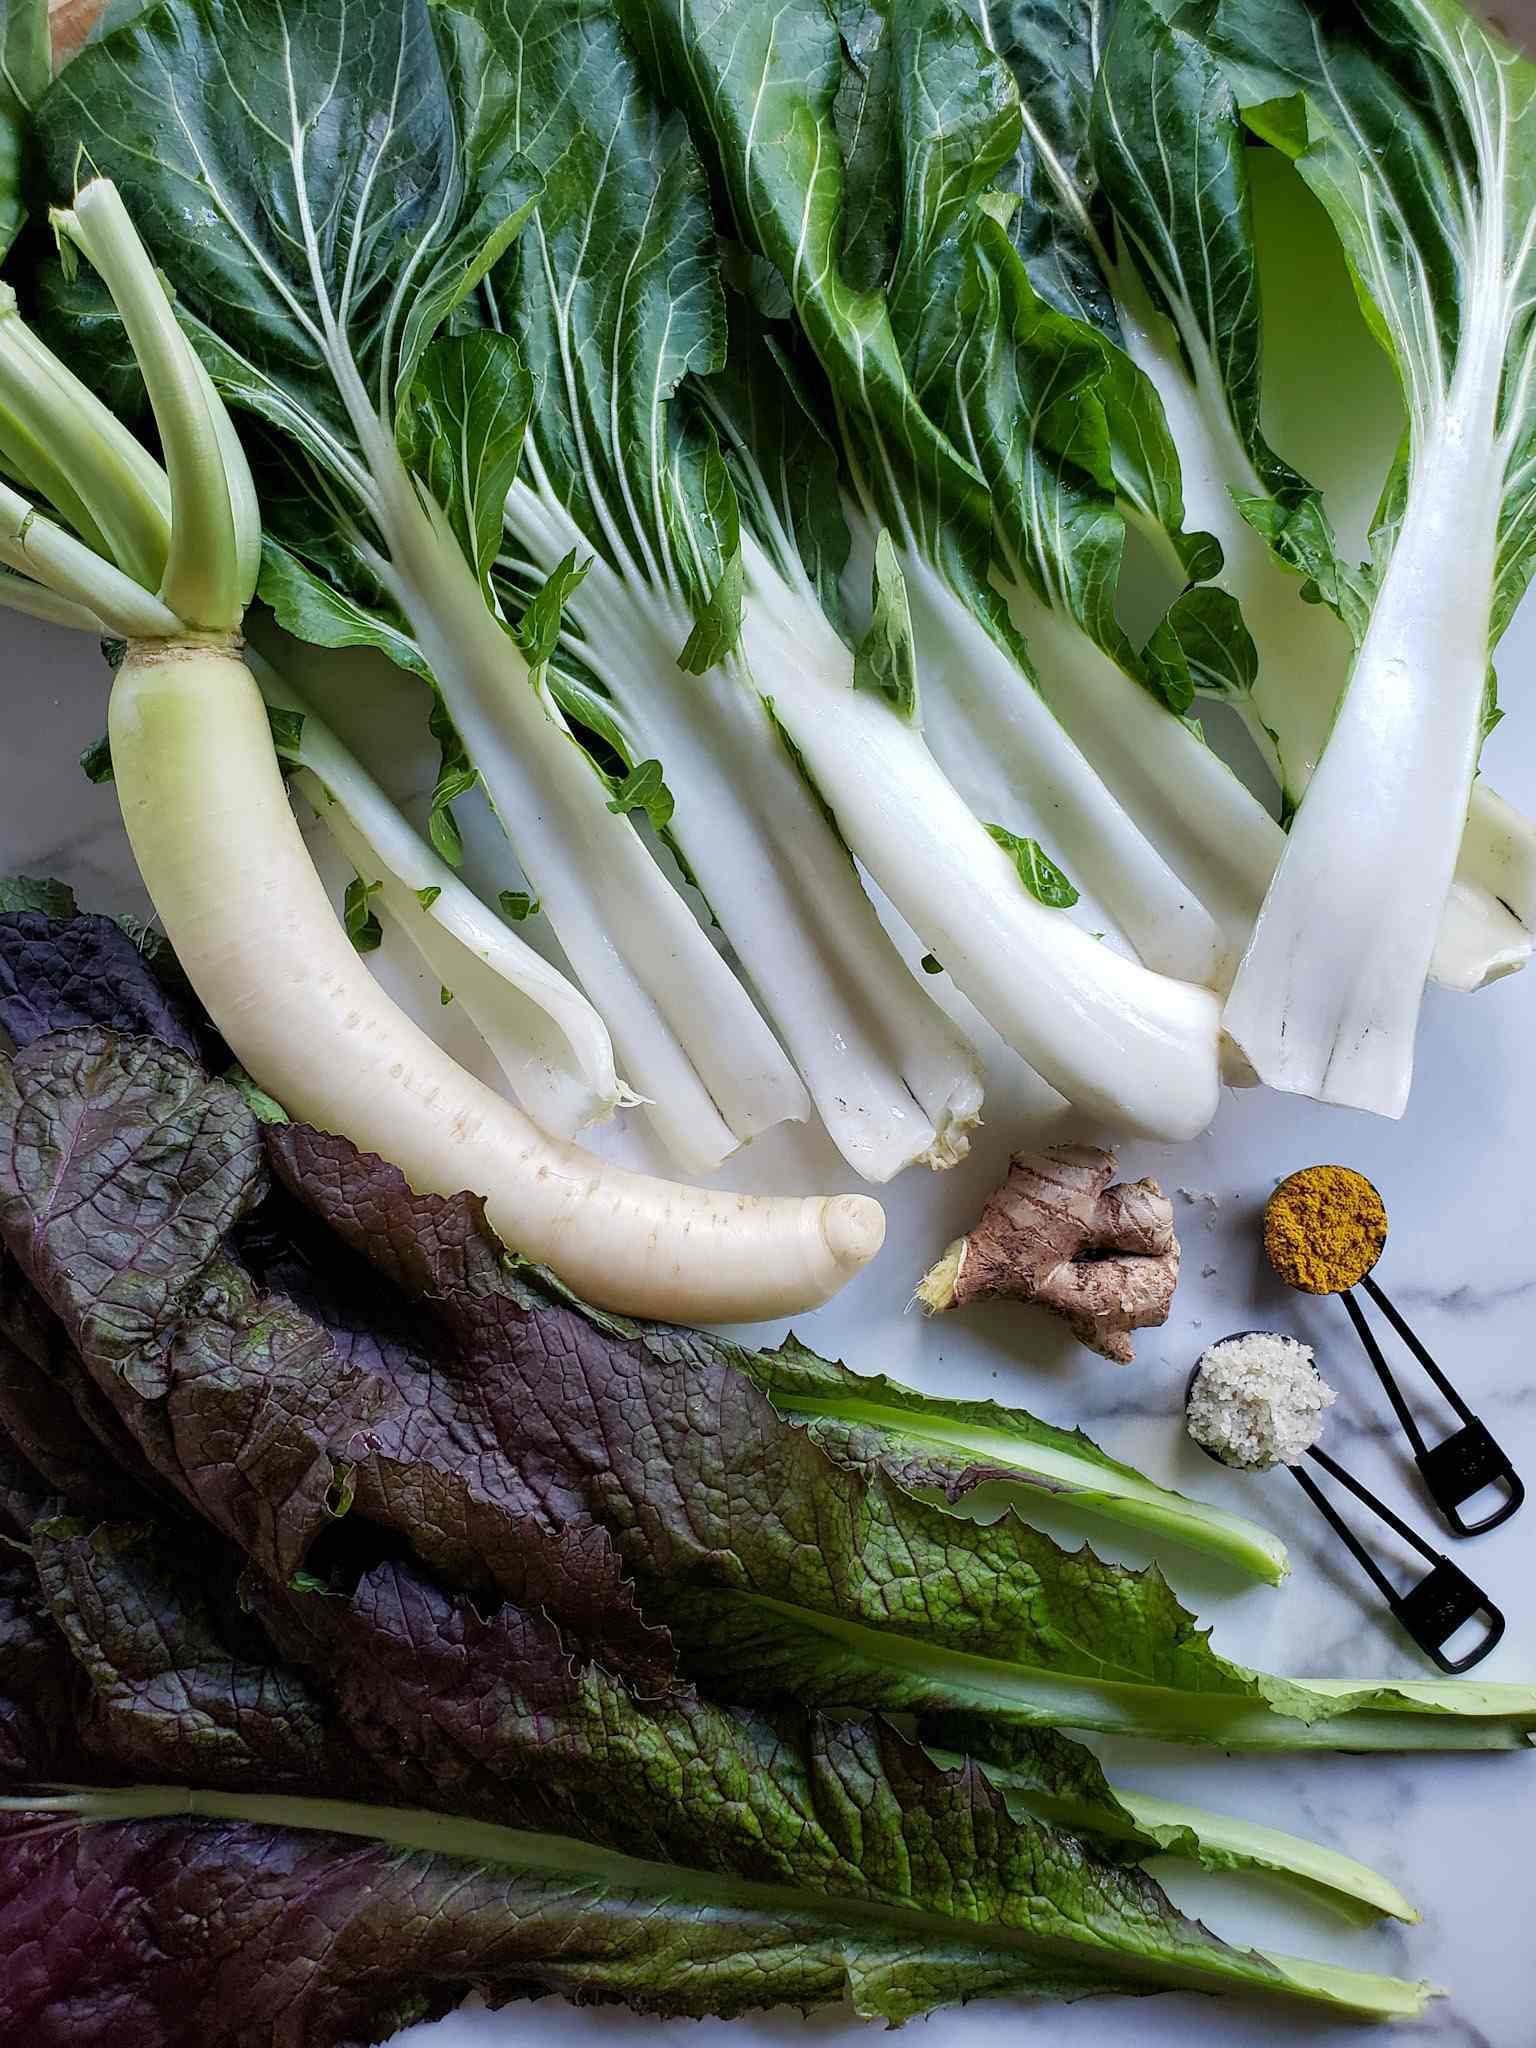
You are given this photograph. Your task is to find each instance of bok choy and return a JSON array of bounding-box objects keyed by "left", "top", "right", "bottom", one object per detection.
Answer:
[
  {"left": 623, "top": 0, "right": 1227, "bottom": 1140},
  {"left": 957, "top": 0, "right": 1536, "bottom": 996},
  {"left": 478, "top": 0, "right": 984, "bottom": 1180},
  {"left": 253, "top": 655, "right": 637, "bottom": 1138},
  {"left": 832, "top": 0, "right": 1290, "bottom": 976},
  {"left": 1206, "top": 0, "right": 1536, "bottom": 1111},
  {"left": 1106, "top": 0, "right": 1534, "bottom": 993}
]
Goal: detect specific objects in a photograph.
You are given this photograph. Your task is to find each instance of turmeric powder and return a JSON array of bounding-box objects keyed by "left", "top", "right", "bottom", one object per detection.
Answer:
[{"left": 1264, "top": 1165, "right": 1387, "bottom": 1295}]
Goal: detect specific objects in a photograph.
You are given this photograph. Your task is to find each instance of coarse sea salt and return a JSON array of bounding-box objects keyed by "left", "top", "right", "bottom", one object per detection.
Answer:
[{"left": 1186, "top": 1331, "right": 1337, "bottom": 1472}]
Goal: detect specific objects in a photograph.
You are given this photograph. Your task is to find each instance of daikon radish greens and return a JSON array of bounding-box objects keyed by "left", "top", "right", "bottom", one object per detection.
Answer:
[
  {"left": 0, "top": 168, "right": 882, "bottom": 1322},
  {"left": 478, "top": 0, "right": 983, "bottom": 1181},
  {"left": 1199, "top": 0, "right": 1536, "bottom": 1107}
]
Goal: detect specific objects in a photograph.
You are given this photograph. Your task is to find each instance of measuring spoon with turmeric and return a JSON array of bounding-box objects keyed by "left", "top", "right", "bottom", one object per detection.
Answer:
[{"left": 1264, "top": 1166, "right": 1524, "bottom": 1537}]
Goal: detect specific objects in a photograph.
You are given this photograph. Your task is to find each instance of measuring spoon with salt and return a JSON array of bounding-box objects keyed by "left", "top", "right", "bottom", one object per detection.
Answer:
[
  {"left": 1264, "top": 1167, "right": 1524, "bottom": 1538},
  {"left": 1186, "top": 1334, "right": 1506, "bottom": 1674}
]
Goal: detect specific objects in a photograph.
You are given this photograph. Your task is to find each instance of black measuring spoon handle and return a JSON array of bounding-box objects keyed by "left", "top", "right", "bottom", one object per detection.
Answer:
[
  {"left": 1341, "top": 1280, "right": 1524, "bottom": 1538},
  {"left": 1293, "top": 1450, "right": 1506, "bottom": 1674}
]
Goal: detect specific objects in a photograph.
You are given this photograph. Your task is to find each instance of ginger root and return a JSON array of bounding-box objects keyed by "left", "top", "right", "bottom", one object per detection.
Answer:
[{"left": 916, "top": 1144, "right": 1179, "bottom": 1364}]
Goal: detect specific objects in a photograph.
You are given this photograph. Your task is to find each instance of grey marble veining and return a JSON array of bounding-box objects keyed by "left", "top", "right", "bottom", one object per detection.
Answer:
[{"left": 4, "top": 605, "right": 1536, "bottom": 2047}]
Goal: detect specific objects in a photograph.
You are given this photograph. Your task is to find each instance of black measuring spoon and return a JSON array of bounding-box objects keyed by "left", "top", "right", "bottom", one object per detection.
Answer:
[
  {"left": 1186, "top": 1337, "right": 1506, "bottom": 1675},
  {"left": 1265, "top": 1168, "right": 1523, "bottom": 1538}
]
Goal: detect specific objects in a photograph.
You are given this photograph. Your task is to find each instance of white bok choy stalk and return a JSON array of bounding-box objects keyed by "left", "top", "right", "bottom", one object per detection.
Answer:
[
  {"left": 832, "top": 0, "right": 1286, "bottom": 981},
  {"left": 478, "top": 0, "right": 982, "bottom": 1183},
  {"left": 1202, "top": 0, "right": 1536, "bottom": 1111},
  {"left": 700, "top": 328, "right": 1222, "bottom": 1141},
  {"left": 982, "top": 0, "right": 1533, "bottom": 994},
  {"left": 251, "top": 656, "right": 636, "bottom": 1139},
  {"left": 42, "top": 0, "right": 810, "bottom": 1177},
  {"left": 624, "top": 0, "right": 1224, "bottom": 1142},
  {"left": 0, "top": 177, "right": 882, "bottom": 1323}
]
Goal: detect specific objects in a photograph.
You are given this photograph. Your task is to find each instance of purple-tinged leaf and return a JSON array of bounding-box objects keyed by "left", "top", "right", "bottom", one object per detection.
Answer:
[
  {"left": 31, "top": 1512, "right": 374, "bottom": 1793},
  {"left": 0, "top": 912, "right": 204, "bottom": 1058},
  {"left": 0, "top": 1031, "right": 671, "bottom": 1684}
]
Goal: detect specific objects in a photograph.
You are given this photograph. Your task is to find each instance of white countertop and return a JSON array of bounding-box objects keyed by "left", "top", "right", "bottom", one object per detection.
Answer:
[{"left": 4, "top": 604, "right": 1533, "bottom": 2048}]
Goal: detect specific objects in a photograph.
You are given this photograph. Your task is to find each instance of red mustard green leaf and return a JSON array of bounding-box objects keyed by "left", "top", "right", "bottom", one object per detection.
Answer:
[
  {"left": 0, "top": 911, "right": 204, "bottom": 1060},
  {"left": 0, "top": 1030, "right": 671, "bottom": 1686}
]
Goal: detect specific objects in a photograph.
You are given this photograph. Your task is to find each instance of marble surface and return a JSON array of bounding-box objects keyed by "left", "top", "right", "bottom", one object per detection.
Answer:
[{"left": 6, "top": 601, "right": 1536, "bottom": 2048}]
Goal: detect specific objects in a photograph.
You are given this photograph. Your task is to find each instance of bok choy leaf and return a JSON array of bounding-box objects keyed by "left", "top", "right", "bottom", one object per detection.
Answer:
[
  {"left": 636, "top": 0, "right": 1229, "bottom": 985},
  {"left": 0, "top": 0, "right": 48, "bottom": 261},
  {"left": 833, "top": 0, "right": 1287, "bottom": 977}
]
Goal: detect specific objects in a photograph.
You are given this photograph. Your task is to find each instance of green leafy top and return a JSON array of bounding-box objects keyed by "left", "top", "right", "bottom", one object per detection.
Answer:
[
  {"left": 0, "top": 874, "right": 76, "bottom": 917},
  {"left": 691, "top": 306, "right": 853, "bottom": 632},
  {"left": 0, "top": 0, "right": 49, "bottom": 258},
  {"left": 635, "top": 0, "right": 1226, "bottom": 709},
  {"left": 830, "top": 0, "right": 1197, "bottom": 670},
  {"left": 1090, "top": 2, "right": 1289, "bottom": 502},
  {"left": 44, "top": 0, "right": 537, "bottom": 495},
  {"left": 40, "top": 0, "right": 552, "bottom": 850},
  {"left": 967, "top": 2, "right": 1112, "bottom": 318},
  {"left": 950, "top": 0, "right": 1225, "bottom": 566},
  {"left": 623, "top": 0, "right": 991, "bottom": 555},
  {"left": 482, "top": 0, "right": 736, "bottom": 632},
  {"left": 477, "top": 0, "right": 863, "bottom": 730},
  {"left": 1203, "top": 0, "right": 1536, "bottom": 640},
  {"left": 402, "top": 328, "right": 532, "bottom": 588}
]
